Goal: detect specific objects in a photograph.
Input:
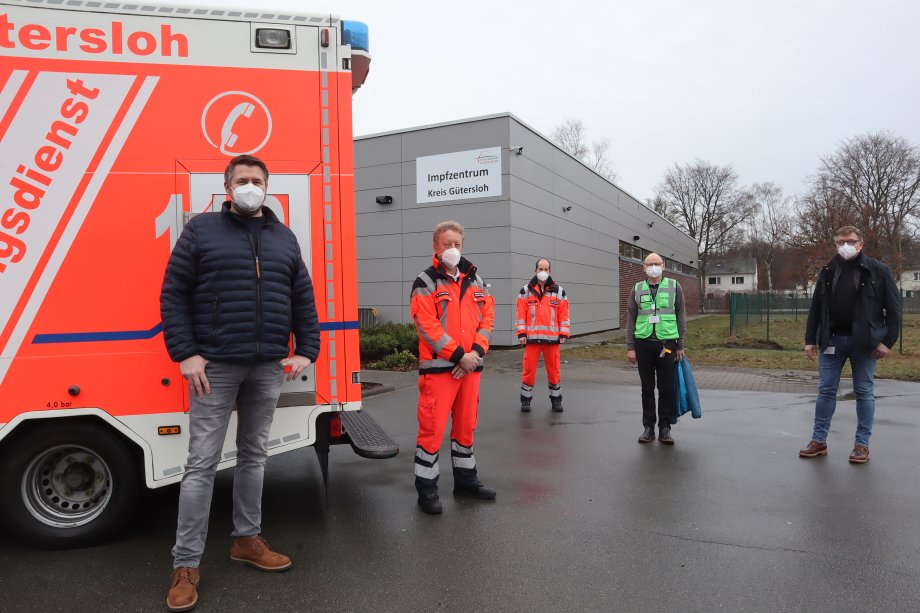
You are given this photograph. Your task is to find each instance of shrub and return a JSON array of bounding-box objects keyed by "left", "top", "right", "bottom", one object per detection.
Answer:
[
  {"left": 360, "top": 323, "right": 419, "bottom": 362},
  {"left": 368, "top": 349, "right": 418, "bottom": 371}
]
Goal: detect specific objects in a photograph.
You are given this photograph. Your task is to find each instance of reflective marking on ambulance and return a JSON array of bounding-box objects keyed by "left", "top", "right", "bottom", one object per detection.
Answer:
[{"left": 0, "top": 70, "right": 157, "bottom": 384}]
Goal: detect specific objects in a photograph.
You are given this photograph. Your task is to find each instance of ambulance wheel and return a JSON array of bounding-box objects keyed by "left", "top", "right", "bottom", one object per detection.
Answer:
[{"left": 0, "top": 420, "right": 140, "bottom": 549}]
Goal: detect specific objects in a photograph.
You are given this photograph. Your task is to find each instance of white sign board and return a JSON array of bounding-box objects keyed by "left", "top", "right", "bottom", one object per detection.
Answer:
[{"left": 416, "top": 147, "right": 502, "bottom": 204}]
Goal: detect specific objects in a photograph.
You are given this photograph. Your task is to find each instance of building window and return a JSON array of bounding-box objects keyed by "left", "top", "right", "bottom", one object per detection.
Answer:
[
  {"left": 708, "top": 277, "right": 718, "bottom": 285},
  {"left": 914, "top": 272, "right": 920, "bottom": 281},
  {"left": 732, "top": 276, "right": 745, "bottom": 284}
]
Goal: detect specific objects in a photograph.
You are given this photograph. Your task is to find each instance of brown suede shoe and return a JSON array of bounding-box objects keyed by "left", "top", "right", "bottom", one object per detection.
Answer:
[
  {"left": 230, "top": 535, "right": 293, "bottom": 572},
  {"left": 798, "top": 440, "right": 827, "bottom": 458},
  {"left": 166, "top": 567, "right": 199, "bottom": 612},
  {"left": 849, "top": 444, "right": 870, "bottom": 464}
]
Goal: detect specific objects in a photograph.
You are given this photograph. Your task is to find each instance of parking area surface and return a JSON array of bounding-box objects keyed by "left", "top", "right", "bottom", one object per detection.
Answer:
[{"left": 2, "top": 366, "right": 919, "bottom": 612}]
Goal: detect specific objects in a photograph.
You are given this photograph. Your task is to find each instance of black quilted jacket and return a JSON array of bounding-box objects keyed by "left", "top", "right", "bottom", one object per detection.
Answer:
[{"left": 160, "top": 202, "right": 320, "bottom": 363}]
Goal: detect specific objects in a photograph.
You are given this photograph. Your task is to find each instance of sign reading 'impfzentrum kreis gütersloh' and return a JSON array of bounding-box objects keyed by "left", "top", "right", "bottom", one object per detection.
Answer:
[{"left": 416, "top": 147, "right": 502, "bottom": 204}]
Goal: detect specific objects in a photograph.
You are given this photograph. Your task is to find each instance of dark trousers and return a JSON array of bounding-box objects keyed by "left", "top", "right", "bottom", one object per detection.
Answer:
[{"left": 635, "top": 337, "right": 675, "bottom": 428}]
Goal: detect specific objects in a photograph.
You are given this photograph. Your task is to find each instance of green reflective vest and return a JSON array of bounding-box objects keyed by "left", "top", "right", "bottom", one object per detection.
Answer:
[{"left": 634, "top": 278, "right": 679, "bottom": 340}]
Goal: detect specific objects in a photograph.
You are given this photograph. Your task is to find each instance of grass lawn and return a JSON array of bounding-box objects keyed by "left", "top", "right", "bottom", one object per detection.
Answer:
[{"left": 566, "top": 314, "right": 920, "bottom": 381}]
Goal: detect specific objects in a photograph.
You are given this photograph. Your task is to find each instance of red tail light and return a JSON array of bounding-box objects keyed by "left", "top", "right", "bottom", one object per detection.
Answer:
[{"left": 330, "top": 414, "right": 342, "bottom": 438}]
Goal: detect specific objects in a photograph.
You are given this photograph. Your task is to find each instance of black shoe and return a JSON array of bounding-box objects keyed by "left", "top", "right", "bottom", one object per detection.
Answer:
[
  {"left": 520, "top": 397, "right": 531, "bottom": 413},
  {"left": 453, "top": 481, "right": 497, "bottom": 500},
  {"left": 550, "top": 397, "right": 563, "bottom": 412},
  {"left": 417, "top": 491, "right": 442, "bottom": 514},
  {"left": 658, "top": 426, "right": 674, "bottom": 445},
  {"left": 638, "top": 427, "right": 655, "bottom": 443}
]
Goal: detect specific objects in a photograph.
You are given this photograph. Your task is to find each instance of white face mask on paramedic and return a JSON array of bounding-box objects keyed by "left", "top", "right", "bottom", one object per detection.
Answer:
[
  {"left": 232, "top": 184, "right": 266, "bottom": 212},
  {"left": 646, "top": 265, "right": 663, "bottom": 278},
  {"left": 440, "top": 247, "right": 461, "bottom": 269},
  {"left": 837, "top": 243, "right": 859, "bottom": 260},
  {"left": 536, "top": 271, "right": 549, "bottom": 282}
]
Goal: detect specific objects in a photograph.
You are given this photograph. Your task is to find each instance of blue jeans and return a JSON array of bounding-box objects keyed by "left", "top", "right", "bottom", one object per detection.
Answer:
[
  {"left": 172, "top": 360, "right": 284, "bottom": 568},
  {"left": 811, "top": 335, "right": 877, "bottom": 447}
]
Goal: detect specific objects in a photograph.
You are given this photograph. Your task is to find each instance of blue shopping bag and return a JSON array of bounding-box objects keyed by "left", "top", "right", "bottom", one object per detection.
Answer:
[{"left": 672, "top": 357, "right": 702, "bottom": 424}]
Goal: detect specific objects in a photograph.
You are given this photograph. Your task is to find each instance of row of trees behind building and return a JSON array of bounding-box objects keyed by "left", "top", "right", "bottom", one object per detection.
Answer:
[{"left": 552, "top": 121, "right": 920, "bottom": 291}]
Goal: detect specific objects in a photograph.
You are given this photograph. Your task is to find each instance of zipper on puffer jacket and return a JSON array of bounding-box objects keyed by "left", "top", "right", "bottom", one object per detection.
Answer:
[{"left": 243, "top": 224, "right": 263, "bottom": 360}]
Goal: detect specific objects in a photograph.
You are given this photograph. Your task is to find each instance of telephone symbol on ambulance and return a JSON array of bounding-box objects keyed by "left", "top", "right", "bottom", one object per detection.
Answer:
[{"left": 201, "top": 91, "right": 272, "bottom": 156}]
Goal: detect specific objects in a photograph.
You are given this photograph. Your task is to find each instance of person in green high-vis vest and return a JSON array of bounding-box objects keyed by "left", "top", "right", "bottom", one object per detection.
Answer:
[{"left": 626, "top": 253, "right": 688, "bottom": 444}]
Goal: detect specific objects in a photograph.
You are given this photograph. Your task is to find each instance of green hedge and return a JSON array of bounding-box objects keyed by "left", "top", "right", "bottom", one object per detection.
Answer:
[{"left": 360, "top": 323, "right": 419, "bottom": 362}]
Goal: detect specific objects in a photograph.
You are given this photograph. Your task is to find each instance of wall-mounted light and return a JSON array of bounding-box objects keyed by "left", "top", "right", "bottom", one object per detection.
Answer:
[
  {"left": 562, "top": 205, "right": 573, "bottom": 212},
  {"left": 375, "top": 195, "right": 393, "bottom": 205},
  {"left": 510, "top": 146, "right": 524, "bottom": 155},
  {"left": 633, "top": 235, "right": 640, "bottom": 241}
]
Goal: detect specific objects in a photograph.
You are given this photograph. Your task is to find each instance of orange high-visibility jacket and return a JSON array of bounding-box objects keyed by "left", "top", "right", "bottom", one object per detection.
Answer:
[
  {"left": 516, "top": 276, "right": 571, "bottom": 343},
  {"left": 411, "top": 255, "right": 495, "bottom": 374}
]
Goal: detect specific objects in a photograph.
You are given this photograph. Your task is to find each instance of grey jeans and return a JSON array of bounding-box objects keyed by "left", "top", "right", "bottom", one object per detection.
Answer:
[{"left": 172, "top": 360, "right": 284, "bottom": 568}]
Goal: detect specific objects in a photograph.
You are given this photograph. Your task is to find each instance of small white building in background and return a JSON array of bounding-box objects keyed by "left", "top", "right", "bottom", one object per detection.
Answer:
[
  {"left": 900, "top": 265, "right": 920, "bottom": 297},
  {"left": 704, "top": 258, "right": 758, "bottom": 295}
]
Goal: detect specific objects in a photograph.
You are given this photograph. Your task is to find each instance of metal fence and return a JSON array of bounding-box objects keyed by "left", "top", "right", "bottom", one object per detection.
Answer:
[
  {"left": 726, "top": 291, "right": 919, "bottom": 352},
  {"left": 728, "top": 292, "right": 812, "bottom": 335}
]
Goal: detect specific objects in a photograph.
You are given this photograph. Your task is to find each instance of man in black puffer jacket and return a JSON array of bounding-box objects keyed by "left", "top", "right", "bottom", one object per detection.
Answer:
[{"left": 161, "top": 155, "right": 319, "bottom": 612}]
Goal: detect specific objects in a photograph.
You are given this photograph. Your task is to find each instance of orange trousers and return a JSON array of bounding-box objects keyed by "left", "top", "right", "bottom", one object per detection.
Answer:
[
  {"left": 521, "top": 343, "right": 561, "bottom": 388},
  {"left": 415, "top": 372, "right": 480, "bottom": 493}
]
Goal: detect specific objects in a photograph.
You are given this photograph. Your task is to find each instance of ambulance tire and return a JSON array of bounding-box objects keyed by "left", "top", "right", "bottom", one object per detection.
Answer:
[{"left": 0, "top": 420, "right": 141, "bottom": 549}]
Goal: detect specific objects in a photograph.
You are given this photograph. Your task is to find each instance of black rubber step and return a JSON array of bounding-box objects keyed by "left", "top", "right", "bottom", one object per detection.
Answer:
[{"left": 340, "top": 410, "right": 399, "bottom": 459}]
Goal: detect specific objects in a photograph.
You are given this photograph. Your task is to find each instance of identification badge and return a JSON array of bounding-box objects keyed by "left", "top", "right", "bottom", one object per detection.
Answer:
[
  {"left": 823, "top": 346, "right": 836, "bottom": 355},
  {"left": 648, "top": 315, "right": 661, "bottom": 324}
]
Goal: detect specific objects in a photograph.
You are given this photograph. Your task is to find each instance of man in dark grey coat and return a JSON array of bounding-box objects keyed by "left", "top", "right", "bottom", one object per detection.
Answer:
[
  {"left": 160, "top": 154, "right": 319, "bottom": 612},
  {"left": 799, "top": 225, "right": 901, "bottom": 465}
]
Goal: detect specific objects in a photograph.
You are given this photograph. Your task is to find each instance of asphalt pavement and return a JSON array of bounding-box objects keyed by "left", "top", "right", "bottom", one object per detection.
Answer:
[{"left": 2, "top": 366, "right": 919, "bottom": 612}]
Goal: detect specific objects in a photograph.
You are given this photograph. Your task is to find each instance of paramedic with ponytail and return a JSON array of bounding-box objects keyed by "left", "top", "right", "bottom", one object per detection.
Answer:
[{"left": 626, "top": 253, "right": 688, "bottom": 445}]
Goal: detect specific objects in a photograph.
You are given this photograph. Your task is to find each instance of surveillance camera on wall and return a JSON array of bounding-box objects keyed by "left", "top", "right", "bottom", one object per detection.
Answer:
[
  {"left": 375, "top": 195, "right": 393, "bottom": 205},
  {"left": 510, "top": 146, "right": 524, "bottom": 155},
  {"left": 562, "top": 205, "right": 573, "bottom": 212}
]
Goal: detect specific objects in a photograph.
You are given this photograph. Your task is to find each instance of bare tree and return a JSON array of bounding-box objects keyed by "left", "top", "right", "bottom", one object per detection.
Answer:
[
  {"left": 747, "top": 182, "right": 793, "bottom": 291},
  {"left": 653, "top": 160, "right": 756, "bottom": 297},
  {"left": 551, "top": 118, "right": 617, "bottom": 182},
  {"left": 795, "top": 132, "right": 920, "bottom": 277}
]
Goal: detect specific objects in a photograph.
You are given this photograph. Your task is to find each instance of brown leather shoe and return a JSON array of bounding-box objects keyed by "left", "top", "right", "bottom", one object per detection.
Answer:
[
  {"left": 638, "top": 427, "right": 655, "bottom": 443},
  {"left": 230, "top": 535, "right": 293, "bottom": 572},
  {"left": 166, "top": 567, "right": 199, "bottom": 612},
  {"left": 849, "top": 444, "right": 870, "bottom": 464},
  {"left": 799, "top": 440, "right": 827, "bottom": 458}
]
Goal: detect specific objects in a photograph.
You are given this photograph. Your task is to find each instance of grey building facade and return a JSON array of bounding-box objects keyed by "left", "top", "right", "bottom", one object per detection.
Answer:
[{"left": 354, "top": 113, "right": 698, "bottom": 347}]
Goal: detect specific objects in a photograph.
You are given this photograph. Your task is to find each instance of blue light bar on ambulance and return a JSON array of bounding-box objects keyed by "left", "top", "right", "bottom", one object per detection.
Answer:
[{"left": 342, "top": 21, "right": 369, "bottom": 52}]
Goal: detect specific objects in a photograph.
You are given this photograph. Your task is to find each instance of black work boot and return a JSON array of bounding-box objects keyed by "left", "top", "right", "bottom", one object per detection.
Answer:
[
  {"left": 520, "top": 396, "right": 532, "bottom": 412},
  {"left": 658, "top": 426, "right": 674, "bottom": 445},
  {"left": 638, "top": 427, "right": 655, "bottom": 443},
  {"left": 417, "top": 491, "right": 442, "bottom": 514},
  {"left": 453, "top": 480, "right": 497, "bottom": 500},
  {"left": 550, "top": 396, "right": 563, "bottom": 412}
]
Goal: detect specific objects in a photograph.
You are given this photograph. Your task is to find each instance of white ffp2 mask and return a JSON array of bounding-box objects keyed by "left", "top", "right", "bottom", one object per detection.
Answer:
[
  {"left": 646, "top": 265, "right": 663, "bottom": 278},
  {"left": 536, "top": 271, "right": 549, "bottom": 283},
  {"left": 232, "top": 184, "right": 266, "bottom": 212},
  {"left": 837, "top": 243, "right": 859, "bottom": 260},
  {"left": 440, "top": 247, "right": 461, "bottom": 268}
]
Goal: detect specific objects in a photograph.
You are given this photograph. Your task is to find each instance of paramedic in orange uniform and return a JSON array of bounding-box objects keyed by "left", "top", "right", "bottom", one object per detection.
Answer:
[
  {"left": 411, "top": 221, "right": 496, "bottom": 515},
  {"left": 516, "top": 258, "right": 571, "bottom": 412}
]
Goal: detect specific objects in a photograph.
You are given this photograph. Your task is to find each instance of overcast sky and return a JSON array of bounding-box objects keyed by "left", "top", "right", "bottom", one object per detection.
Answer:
[{"left": 196, "top": 0, "right": 920, "bottom": 203}]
